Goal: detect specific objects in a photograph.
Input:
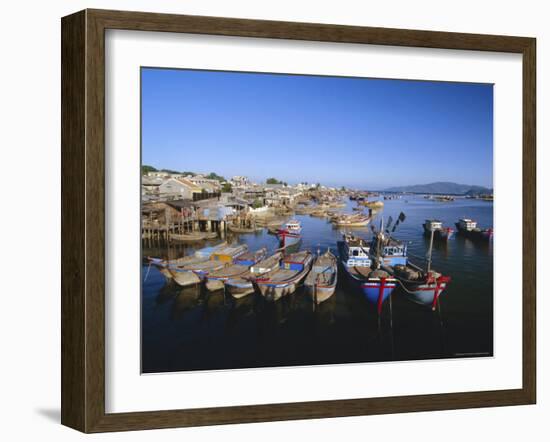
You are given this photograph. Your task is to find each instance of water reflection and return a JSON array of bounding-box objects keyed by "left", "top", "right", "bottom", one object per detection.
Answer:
[{"left": 142, "top": 196, "right": 493, "bottom": 373}]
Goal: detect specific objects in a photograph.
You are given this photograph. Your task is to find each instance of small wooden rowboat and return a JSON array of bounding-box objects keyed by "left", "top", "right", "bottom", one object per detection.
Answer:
[
  {"left": 304, "top": 250, "right": 338, "bottom": 304},
  {"left": 169, "top": 231, "right": 218, "bottom": 243},
  {"left": 227, "top": 224, "right": 262, "bottom": 234},
  {"left": 255, "top": 251, "right": 313, "bottom": 302},
  {"left": 146, "top": 242, "right": 227, "bottom": 280},
  {"left": 225, "top": 251, "right": 283, "bottom": 299},
  {"left": 169, "top": 244, "right": 248, "bottom": 287},
  {"left": 205, "top": 247, "right": 267, "bottom": 291},
  {"left": 360, "top": 200, "right": 384, "bottom": 209},
  {"left": 333, "top": 214, "right": 371, "bottom": 227}
]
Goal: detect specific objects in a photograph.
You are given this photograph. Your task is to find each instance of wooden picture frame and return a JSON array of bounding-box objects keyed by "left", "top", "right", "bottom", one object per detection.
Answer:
[{"left": 61, "top": 8, "right": 536, "bottom": 433}]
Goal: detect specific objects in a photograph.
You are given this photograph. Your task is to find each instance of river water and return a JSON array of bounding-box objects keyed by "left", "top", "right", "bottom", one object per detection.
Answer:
[{"left": 142, "top": 196, "right": 493, "bottom": 373}]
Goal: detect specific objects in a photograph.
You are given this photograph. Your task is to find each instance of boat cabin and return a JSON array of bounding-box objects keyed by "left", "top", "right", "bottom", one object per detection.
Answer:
[
  {"left": 280, "top": 251, "right": 310, "bottom": 271},
  {"left": 372, "top": 236, "right": 408, "bottom": 266},
  {"left": 458, "top": 218, "right": 477, "bottom": 231},
  {"left": 284, "top": 220, "right": 301, "bottom": 232},
  {"left": 424, "top": 219, "right": 443, "bottom": 231},
  {"left": 341, "top": 235, "right": 372, "bottom": 268}
]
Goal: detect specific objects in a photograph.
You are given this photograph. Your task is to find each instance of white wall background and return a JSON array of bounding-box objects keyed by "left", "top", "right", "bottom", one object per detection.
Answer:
[{"left": 0, "top": 0, "right": 546, "bottom": 440}]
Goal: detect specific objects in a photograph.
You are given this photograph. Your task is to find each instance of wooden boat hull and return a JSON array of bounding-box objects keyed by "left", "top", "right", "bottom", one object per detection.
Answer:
[
  {"left": 205, "top": 247, "right": 268, "bottom": 292},
  {"left": 205, "top": 279, "right": 225, "bottom": 291},
  {"left": 169, "top": 259, "right": 227, "bottom": 287},
  {"left": 147, "top": 242, "right": 229, "bottom": 280},
  {"left": 342, "top": 265, "right": 397, "bottom": 313},
  {"left": 423, "top": 226, "right": 455, "bottom": 241},
  {"left": 170, "top": 233, "right": 205, "bottom": 243},
  {"left": 277, "top": 232, "right": 301, "bottom": 248},
  {"left": 455, "top": 224, "right": 493, "bottom": 242},
  {"left": 361, "top": 279, "right": 397, "bottom": 312},
  {"left": 256, "top": 254, "right": 312, "bottom": 302},
  {"left": 304, "top": 252, "right": 338, "bottom": 304},
  {"left": 225, "top": 279, "right": 255, "bottom": 299},
  {"left": 335, "top": 220, "right": 371, "bottom": 227},
  {"left": 158, "top": 266, "right": 173, "bottom": 280},
  {"left": 168, "top": 269, "right": 202, "bottom": 287},
  {"left": 304, "top": 285, "right": 335, "bottom": 304},
  {"left": 228, "top": 225, "right": 258, "bottom": 234},
  {"left": 151, "top": 256, "right": 209, "bottom": 280},
  {"left": 361, "top": 201, "right": 384, "bottom": 209},
  {"left": 399, "top": 277, "right": 450, "bottom": 310},
  {"left": 257, "top": 278, "right": 302, "bottom": 302},
  {"left": 337, "top": 241, "right": 396, "bottom": 313},
  {"left": 205, "top": 266, "right": 250, "bottom": 292}
]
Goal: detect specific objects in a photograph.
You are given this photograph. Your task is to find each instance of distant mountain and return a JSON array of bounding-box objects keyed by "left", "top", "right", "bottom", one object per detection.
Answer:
[{"left": 384, "top": 182, "right": 492, "bottom": 196}]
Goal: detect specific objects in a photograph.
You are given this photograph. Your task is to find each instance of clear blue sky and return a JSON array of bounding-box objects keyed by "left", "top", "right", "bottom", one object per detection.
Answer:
[{"left": 141, "top": 68, "right": 493, "bottom": 189}]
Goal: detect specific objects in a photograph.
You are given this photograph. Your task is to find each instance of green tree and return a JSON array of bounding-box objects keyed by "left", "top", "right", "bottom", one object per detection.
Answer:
[
  {"left": 160, "top": 168, "right": 181, "bottom": 174},
  {"left": 221, "top": 182, "right": 233, "bottom": 193},
  {"left": 141, "top": 165, "right": 157, "bottom": 174},
  {"left": 252, "top": 199, "right": 264, "bottom": 209},
  {"left": 207, "top": 172, "right": 226, "bottom": 182},
  {"left": 266, "top": 178, "right": 282, "bottom": 185}
]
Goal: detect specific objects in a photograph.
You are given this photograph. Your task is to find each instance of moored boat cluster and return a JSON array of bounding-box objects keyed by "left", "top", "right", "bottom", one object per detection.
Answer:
[{"left": 148, "top": 206, "right": 495, "bottom": 314}]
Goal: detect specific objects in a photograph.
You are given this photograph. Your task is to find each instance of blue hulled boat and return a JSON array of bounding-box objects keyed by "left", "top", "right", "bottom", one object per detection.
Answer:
[
  {"left": 338, "top": 234, "right": 397, "bottom": 314},
  {"left": 379, "top": 230, "right": 451, "bottom": 310}
]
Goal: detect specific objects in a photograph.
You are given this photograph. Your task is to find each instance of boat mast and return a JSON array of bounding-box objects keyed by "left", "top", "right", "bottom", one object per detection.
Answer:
[{"left": 427, "top": 228, "right": 435, "bottom": 273}]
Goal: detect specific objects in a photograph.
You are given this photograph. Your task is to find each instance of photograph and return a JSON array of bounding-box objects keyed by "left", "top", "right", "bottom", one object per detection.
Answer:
[{"left": 140, "top": 67, "right": 494, "bottom": 374}]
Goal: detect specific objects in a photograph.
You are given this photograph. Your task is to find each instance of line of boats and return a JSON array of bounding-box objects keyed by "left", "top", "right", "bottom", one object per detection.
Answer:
[
  {"left": 423, "top": 218, "right": 493, "bottom": 242},
  {"left": 147, "top": 214, "right": 474, "bottom": 314}
]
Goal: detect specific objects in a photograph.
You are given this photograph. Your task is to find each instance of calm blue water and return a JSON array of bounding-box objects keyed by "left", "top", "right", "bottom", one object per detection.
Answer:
[{"left": 142, "top": 196, "right": 493, "bottom": 373}]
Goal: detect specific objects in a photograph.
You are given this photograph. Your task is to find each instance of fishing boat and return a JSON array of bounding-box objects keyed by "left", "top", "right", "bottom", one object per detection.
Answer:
[
  {"left": 338, "top": 233, "right": 397, "bottom": 314},
  {"left": 435, "top": 195, "right": 455, "bottom": 202},
  {"left": 360, "top": 200, "right": 384, "bottom": 209},
  {"left": 255, "top": 251, "right": 313, "bottom": 301},
  {"left": 169, "top": 244, "right": 248, "bottom": 287},
  {"left": 146, "top": 241, "right": 227, "bottom": 279},
  {"left": 225, "top": 251, "right": 283, "bottom": 299},
  {"left": 382, "top": 229, "right": 451, "bottom": 310},
  {"left": 169, "top": 230, "right": 218, "bottom": 242},
  {"left": 169, "top": 231, "right": 206, "bottom": 243},
  {"left": 423, "top": 219, "right": 455, "bottom": 241},
  {"left": 310, "top": 209, "right": 328, "bottom": 217},
  {"left": 227, "top": 224, "right": 261, "bottom": 234},
  {"left": 333, "top": 213, "right": 371, "bottom": 227},
  {"left": 304, "top": 249, "right": 338, "bottom": 304},
  {"left": 455, "top": 218, "right": 493, "bottom": 241},
  {"left": 276, "top": 220, "right": 302, "bottom": 248},
  {"left": 390, "top": 263, "right": 451, "bottom": 310},
  {"left": 205, "top": 247, "right": 267, "bottom": 291}
]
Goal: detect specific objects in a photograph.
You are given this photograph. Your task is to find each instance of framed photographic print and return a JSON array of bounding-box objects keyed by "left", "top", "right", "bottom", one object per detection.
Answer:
[{"left": 61, "top": 9, "right": 536, "bottom": 433}]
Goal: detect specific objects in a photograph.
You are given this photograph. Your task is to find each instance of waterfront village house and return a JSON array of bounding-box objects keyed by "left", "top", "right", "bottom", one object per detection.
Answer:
[
  {"left": 159, "top": 177, "right": 203, "bottom": 200},
  {"left": 146, "top": 170, "right": 186, "bottom": 179},
  {"left": 142, "top": 200, "right": 196, "bottom": 225},
  {"left": 231, "top": 176, "right": 250, "bottom": 186},
  {"left": 142, "top": 176, "right": 162, "bottom": 199},
  {"left": 264, "top": 185, "right": 303, "bottom": 206},
  {"left": 188, "top": 175, "right": 222, "bottom": 191}
]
